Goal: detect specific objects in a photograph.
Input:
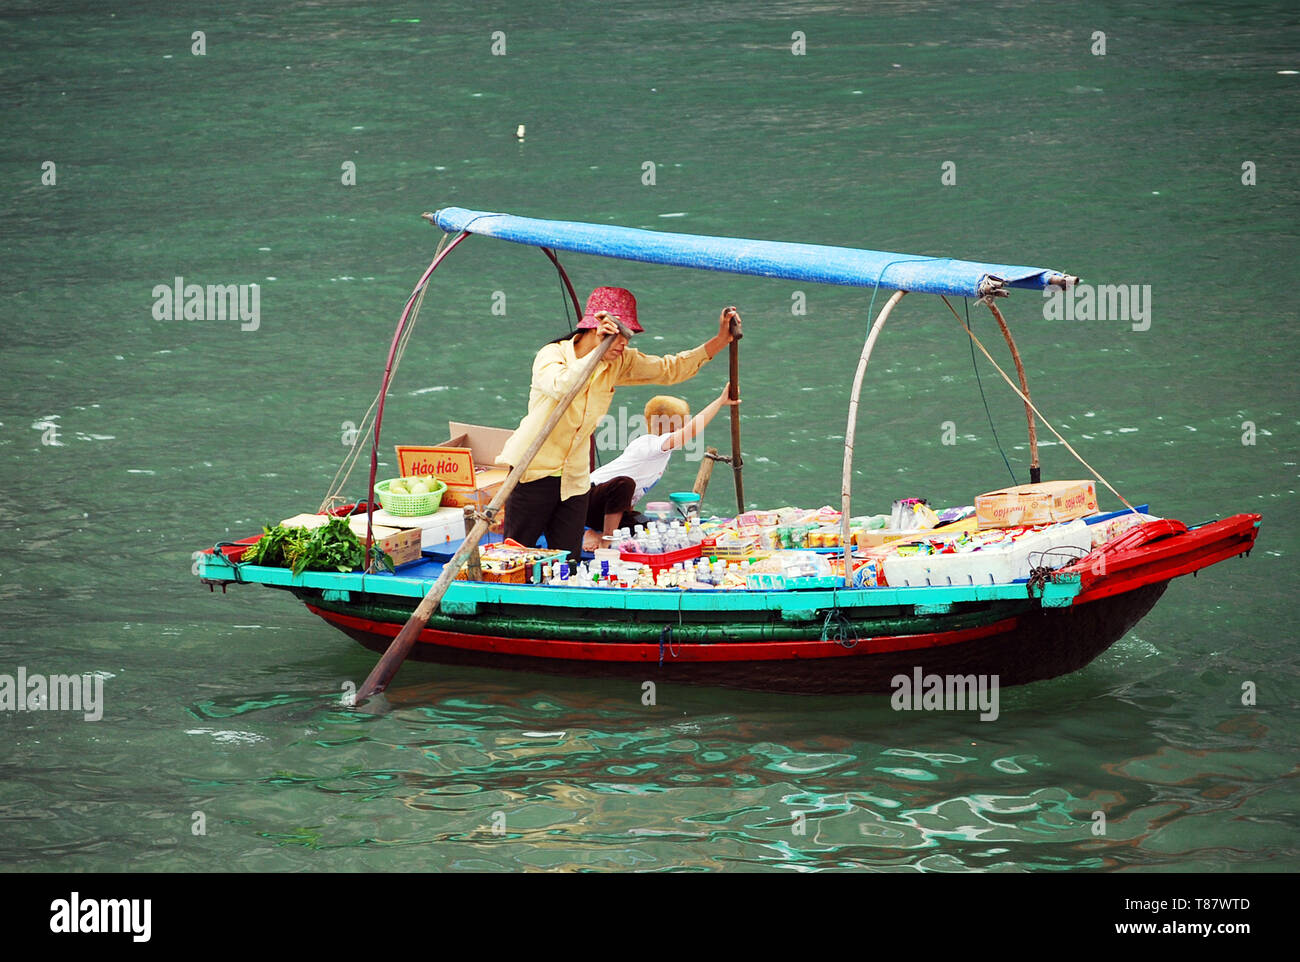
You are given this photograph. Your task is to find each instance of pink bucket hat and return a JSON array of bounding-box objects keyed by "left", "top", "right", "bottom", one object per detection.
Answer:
[{"left": 578, "top": 286, "right": 643, "bottom": 333}]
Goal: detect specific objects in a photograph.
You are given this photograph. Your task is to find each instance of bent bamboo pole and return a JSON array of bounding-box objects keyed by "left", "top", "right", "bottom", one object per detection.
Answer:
[
  {"left": 986, "top": 301, "right": 1040, "bottom": 483},
  {"left": 840, "top": 290, "right": 907, "bottom": 585}
]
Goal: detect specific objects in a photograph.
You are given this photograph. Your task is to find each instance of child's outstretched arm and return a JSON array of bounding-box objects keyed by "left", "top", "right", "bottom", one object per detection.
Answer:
[{"left": 660, "top": 382, "right": 740, "bottom": 452}]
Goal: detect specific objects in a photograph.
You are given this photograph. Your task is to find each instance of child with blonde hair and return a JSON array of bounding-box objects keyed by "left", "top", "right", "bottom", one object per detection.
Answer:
[{"left": 583, "top": 383, "right": 739, "bottom": 550}]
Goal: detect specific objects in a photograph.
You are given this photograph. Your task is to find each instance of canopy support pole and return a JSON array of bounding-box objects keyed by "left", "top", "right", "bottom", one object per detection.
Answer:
[
  {"left": 364, "top": 229, "right": 470, "bottom": 560},
  {"left": 841, "top": 290, "right": 907, "bottom": 585},
  {"left": 540, "top": 246, "right": 583, "bottom": 318},
  {"left": 986, "top": 301, "right": 1040, "bottom": 484}
]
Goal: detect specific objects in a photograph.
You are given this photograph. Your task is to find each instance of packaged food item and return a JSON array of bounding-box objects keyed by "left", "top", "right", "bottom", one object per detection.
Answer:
[
  {"left": 773, "top": 550, "right": 832, "bottom": 581},
  {"left": 852, "top": 559, "right": 884, "bottom": 588},
  {"left": 890, "top": 498, "right": 939, "bottom": 530},
  {"left": 975, "top": 480, "right": 1098, "bottom": 529},
  {"left": 935, "top": 505, "right": 975, "bottom": 526}
]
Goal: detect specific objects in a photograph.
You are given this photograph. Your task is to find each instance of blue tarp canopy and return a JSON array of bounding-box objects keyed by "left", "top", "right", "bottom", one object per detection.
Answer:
[{"left": 432, "top": 207, "right": 1074, "bottom": 300}]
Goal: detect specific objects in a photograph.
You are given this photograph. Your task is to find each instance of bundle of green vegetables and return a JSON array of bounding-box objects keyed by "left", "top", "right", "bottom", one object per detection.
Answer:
[{"left": 241, "top": 516, "right": 393, "bottom": 575}]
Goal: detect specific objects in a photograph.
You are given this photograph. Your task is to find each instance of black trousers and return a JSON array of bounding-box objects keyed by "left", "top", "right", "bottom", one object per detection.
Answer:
[
  {"left": 585, "top": 476, "right": 639, "bottom": 532},
  {"left": 503, "top": 475, "right": 588, "bottom": 564}
]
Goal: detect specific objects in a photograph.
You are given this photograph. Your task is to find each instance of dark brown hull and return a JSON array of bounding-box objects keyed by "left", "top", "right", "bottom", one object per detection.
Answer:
[{"left": 318, "top": 581, "right": 1168, "bottom": 695}]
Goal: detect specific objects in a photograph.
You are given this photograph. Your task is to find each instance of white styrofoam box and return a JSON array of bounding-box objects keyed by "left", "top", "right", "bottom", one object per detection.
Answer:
[
  {"left": 368, "top": 505, "right": 466, "bottom": 548},
  {"left": 883, "top": 519, "right": 1093, "bottom": 587}
]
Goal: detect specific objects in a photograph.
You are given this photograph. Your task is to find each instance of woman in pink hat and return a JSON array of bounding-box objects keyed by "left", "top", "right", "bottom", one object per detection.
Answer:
[{"left": 496, "top": 286, "right": 738, "bottom": 563}]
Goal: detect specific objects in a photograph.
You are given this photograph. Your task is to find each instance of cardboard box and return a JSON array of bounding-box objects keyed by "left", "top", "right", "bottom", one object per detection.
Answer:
[
  {"left": 395, "top": 421, "right": 513, "bottom": 510},
  {"left": 370, "top": 505, "right": 466, "bottom": 548},
  {"left": 280, "top": 513, "right": 423, "bottom": 569},
  {"left": 975, "top": 480, "right": 1098, "bottom": 530}
]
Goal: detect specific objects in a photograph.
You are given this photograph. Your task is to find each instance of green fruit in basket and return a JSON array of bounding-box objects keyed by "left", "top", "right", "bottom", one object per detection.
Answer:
[
  {"left": 389, "top": 479, "right": 410, "bottom": 495},
  {"left": 408, "top": 478, "right": 431, "bottom": 496}
]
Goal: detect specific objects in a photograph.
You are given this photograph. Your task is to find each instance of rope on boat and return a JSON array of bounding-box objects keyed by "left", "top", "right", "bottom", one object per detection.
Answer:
[
  {"left": 965, "top": 298, "right": 1018, "bottom": 484},
  {"left": 658, "top": 625, "right": 680, "bottom": 666},
  {"left": 1026, "top": 566, "right": 1056, "bottom": 594},
  {"left": 317, "top": 231, "right": 452, "bottom": 514},
  {"left": 939, "top": 296, "right": 1141, "bottom": 517},
  {"left": 210, "top": 542, "right": 246, "bottom": 583},
  {"left": 1026, "top": 546, "right": 1093, "bottom": 595},
  {"left": 820, "top": 600, "right": 860, "bottom": 649}
]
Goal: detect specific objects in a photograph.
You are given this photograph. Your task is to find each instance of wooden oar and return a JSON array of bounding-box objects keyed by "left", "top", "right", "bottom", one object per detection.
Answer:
[
  {"left": 354, "top": 316, "right": 633, "bottom": 703},
  {"left": 726, "top": 308, "right": 744, "bottom": 514}
]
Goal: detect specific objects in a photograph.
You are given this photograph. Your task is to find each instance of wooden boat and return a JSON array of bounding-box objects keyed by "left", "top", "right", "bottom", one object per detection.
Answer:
[{"left": 195, "top": 209, "right": 1261, "bottom": 694}]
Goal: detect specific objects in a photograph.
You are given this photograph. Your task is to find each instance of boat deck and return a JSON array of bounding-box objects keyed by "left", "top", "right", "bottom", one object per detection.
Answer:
[{"left": 200, "top": 530, "right": 1084, "bottom": 612}]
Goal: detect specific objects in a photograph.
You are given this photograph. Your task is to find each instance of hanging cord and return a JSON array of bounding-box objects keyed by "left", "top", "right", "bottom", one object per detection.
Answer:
[
  {"left": 658, "top": 624, "right": 679, "bottom": 666},
  {"left": 862, "top": 256, "right": 940, "bottom": 339},
  {"left": 559, "top": 267, "right": 575, "bottom": 334},
  {"left": 965, "top": 298, "right": 1017, "bottom": 484},
  {"left": 820, "top": 592, "right": 860, "bottom": 649},
  {"left": 939, "top": 295, "right": 1140, "bottom": 516},
  {"left": 1026, "top": 547, "right": 1092, "bottom": 593},
  {"left": 210, "top": 542, "right": 247, "bottom": 582},
  {"left": 318, "top": 233, "right": 451, "bottom": 513}
]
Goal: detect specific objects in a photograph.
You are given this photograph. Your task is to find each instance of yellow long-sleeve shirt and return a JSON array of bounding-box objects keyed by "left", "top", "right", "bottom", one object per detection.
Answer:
[{"left": 496, "top": 338, "right": 711, "bottom": 501}]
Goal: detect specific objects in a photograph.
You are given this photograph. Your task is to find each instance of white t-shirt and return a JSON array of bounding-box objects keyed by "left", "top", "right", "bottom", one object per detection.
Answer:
[{"left": 590, "top": 432, "right": 674, "bottom": 504}]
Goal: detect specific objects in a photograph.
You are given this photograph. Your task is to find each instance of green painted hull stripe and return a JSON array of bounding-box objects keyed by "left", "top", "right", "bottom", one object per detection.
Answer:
[{"left": 305, "top": 594, "right": 1027, "bottom": 643}]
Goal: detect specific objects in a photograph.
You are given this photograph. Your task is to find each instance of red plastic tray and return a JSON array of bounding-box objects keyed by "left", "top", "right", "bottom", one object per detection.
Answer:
[{"left": 619, "top": 543, "right": 702, "bottom": 573}]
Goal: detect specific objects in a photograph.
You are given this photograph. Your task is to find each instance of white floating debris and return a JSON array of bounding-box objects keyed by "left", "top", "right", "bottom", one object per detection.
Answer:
[
  {"left": 185, "top": 728, "right": 267, "bottom": 745},
  {"left": 515, "top": 124, "right": 525, "bottom": 139}
]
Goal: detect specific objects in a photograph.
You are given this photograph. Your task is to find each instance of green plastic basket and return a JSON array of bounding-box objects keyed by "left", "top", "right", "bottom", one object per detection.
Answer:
[{"left": 376, "top": 477, "right": 447, "bottom": 517}]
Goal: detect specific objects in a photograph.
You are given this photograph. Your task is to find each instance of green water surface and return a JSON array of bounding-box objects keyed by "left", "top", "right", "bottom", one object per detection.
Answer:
[{"left": 1, "top": 0, "right": 1296, "bottom": 872}]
